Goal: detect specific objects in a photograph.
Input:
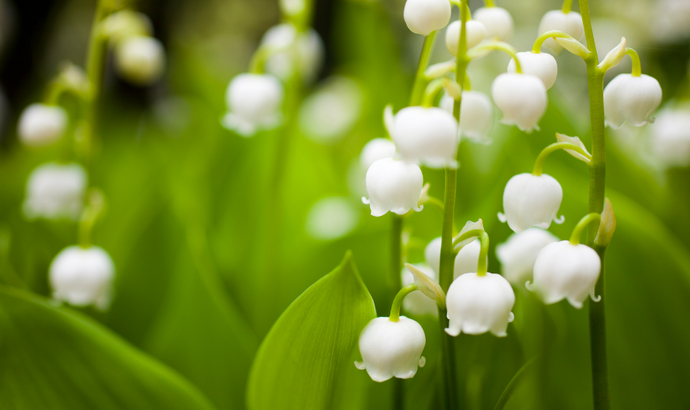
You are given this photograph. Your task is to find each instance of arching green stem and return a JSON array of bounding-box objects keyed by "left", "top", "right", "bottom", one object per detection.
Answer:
[
  {"left": 476, "top": 231, "right": 490, "bottom": 276},
  {"left": 532, "top": 142, "right": 591, "bottom": 176},
  {"left": 249, "top": 47, "right": 269, "bottom": 74},
  {"left": 484, "top": 0, "right": 495, "bottom": 7},
  {"left": 421, "top": 78, "right": 447, "bottom": 107},
  {"left": 569, "top": 213, "right": 601, "bottom": 245},
  {"left": 410, "top": 32, "right": 438, "bottom": 106},
  {"left": 562, "top": 0, "right": 573, "bottom": 13},
  {"left": 467, "top": 41, "right": 522, "bottom": 73},
  {"left": 451, "top": 228, "right": 484, "bottom": 248},
  {"left": 389, "top": 284, "right": 418, "bottom": 322},
  {"left": 532, "top": 30, "right": 575, "bottom": 53},
  {"left": 626, "top": 48, "right": 641, "bottom": 77}
]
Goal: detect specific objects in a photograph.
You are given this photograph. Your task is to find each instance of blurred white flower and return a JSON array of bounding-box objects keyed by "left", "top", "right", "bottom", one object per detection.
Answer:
[
  {"left": 222, "top": 73, "right": 284, "bottom": 137},
  {"left": 360, "top": 138, "right": 396, "bottom": 171},
  {"left": 445, "top": 20, "right": 487, "bottom": 56},
  {"left": 474, "top": 7, "right": 513, "bottom": 41},
  {"left": 18, "top": 103, "right": 67, "bottom": 147},
  {"left": 261, "top": 23, "right": 324, "bottom": 84},
  {"left": 100, "top": 10, "right": 152, "bottom": 44},
  {"left": 23, "top": 162, "right": 87, "bottom": 221},
  {"left": 440, "top": 91, "right": 493, "bottom": 144},
  {"left": 604, "top": 74, "right": 662, "bottom": 129},
  {"left": 491, "top": 73, "right": 547, "bottom": 133},
  {"left": 403, "top": 0, "right": 451, "bottom": 36},
  {"left": 355, "top": 316, "right": 426, "bottom": 382},
  {"left": 114, "top": 36, "right": 165, "bottom": 85},
  {"left": 424, "top": 237, "right": 483, "bottom": 280},
  {"left": 499, "top": 173, "right": 563, "bottom": 233},
  {"left": 650, "top": 104, "right": 690, "bottom": 168},
  {"left": 537, "top": 10, "right": 584, "bottom": 53},
  {"left": 507, "top": 52, "right": 558, "bottom": 90},
  {"left": 401, "top": 264, "right": 438, "bottom": 317},
  {"left": 49, "top": 245, "right": 115, "bottom": 311},
  {"left": 652, "top": 0, "right": 690, "bottom": 43},
  {"left": 305, "top": 197, "right": 359, "bottom": 240},
  {"left": 363, "top": 158, "right": 423, "bottom": 217},
  {"left": 496, "top": 228, "right": 559, "bottom": 285}
]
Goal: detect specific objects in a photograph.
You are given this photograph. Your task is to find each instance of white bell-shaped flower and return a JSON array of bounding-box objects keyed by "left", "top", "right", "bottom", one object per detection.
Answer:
[
  {"left": 363, "top": 158, "right": 423, "bottom": 217},
  {"left": 604, "top": 74, "right": 662, "bottom": 129},
  {"left": 445, "top": 272, "right": 515, "bottom": 337},
  {"left": 650, "top": 105, "right": 690, "bottom": 168},
  {"left": 474, "top": 7, "right": 513, "bottom": 41},
  {"left": 114, "top": 36, "right": 165, "bottom": 85},
  {"left": 531, "top": 241, "right": 601, "bottom": 308},
  {"left": 500, "top": 173, "right": 563, "bottom": 233},
  {"left": 401, "top": 264, "right": 438, "bottom": 317},
  {"left": 445, "top": 20, "right": 487, "bottom": 56},
  {"left": 403, "top": 0, "right": 451, "bottom": 36},
  {"left": 496, "top": 228, "right": 559, "bottom": 285},
  {"left": 23, "top": 162, "right": 87, "bottom": 221},
  {"left": 49, "top": 245, "right": 115, "bottom": 311},
  {"left": 355, "top": 316, "right": 426, "bottom": 382},
  {"left": 222, "top": 73, "right": 284, "bottom": 137},
  {"left": 261, "top": 23, "right": 324, "bottom": 83},
  {"left": 18, "top": 103, "right": 67, "bottom": 147},
  {"left": 491, "top": 73, "right": 547, "bottom": 133},
  {"left": 424, "top": 237, "right": 483, "bottom": 280},
  {"left": 387, "top": 106, "right": 459, "bottom": 168},
  {"left": 537, "top": 10, "right": 584, "bottom": 53},
  {"left": 507, "top": 52, "right": 558, "bottom": 90},
  {"left": 440, "top": 91, "right": 493, "bottom": 143},
  {"left": 360, "top": 138, "right": 397, "bottom": 171}
]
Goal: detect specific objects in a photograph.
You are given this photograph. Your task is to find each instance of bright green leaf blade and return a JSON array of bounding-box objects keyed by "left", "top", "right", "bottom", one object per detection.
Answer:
[
  {"left": 0, "top": 287, "right": 217, "bottom": 410},
  {"left": 247, "top": 251, "right": 377, "bottom": 410}
]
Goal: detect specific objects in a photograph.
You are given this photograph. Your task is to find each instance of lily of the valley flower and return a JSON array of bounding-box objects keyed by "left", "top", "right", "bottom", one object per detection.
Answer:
[
  {"left": 114, "top": 36, "right": 166, "bottom": 85},
  {"left": 491, "top": 73, "right": 547, "bottom": 133},
  {"left": 222, "top": 73, "right": 284, "bottom": 137},
  {"left": 363, "top": 158, "right": 423, "bottom": 217},
  {"left": 18, "top": 103, "right": 68, "bottom": 147},
  {"left": 445, "top": 20, "right": 487, "bottom": 55},
  {"left": 360, "top": 138, "right": 397, "bottom": 171},
  {"left": 23, "top": 162, "right": 87, "bottom": 221},
  {"left": 537, "top": 10, "right": 584, "bottom": 53},
  {"left": 401, "top": 264, "right": 438, "bottom": 317},
  {"left": 496, "top": 228, "right": 559, "bottom": 285},
  {"left": 260, "top": 23, "right": 324, "bottom": 84},
  {"left": 440, "top": 91, "right": 493, "bottom": 144},
  {"left": 604, "top": 74, "right": 662, "bottom": 129},
  {"left": 403, "top": 0, "right": 451, "bottom": 36},
  {"left": 650, "top": 104, "right": 690, "bottom": 168},
  {"left": 424, "top": 237, "right": 482, "bottom": 280},
  {"left": 507, "top": 52, "right": 558, "bottom": 90},
  {"left": 49, "top": 245, "right": 115, "bottom": 311},
  {"left": 355, "top": 316, "right": 426, "bottom": 382},
  {"left": 474, "top": 6, "right": 513, "bottom": 41},
  {"left": 499, "top": 173, "right": 563, "bottom": 233}
]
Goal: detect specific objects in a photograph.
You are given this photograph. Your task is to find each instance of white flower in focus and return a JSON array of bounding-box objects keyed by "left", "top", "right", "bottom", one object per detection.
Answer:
[
  {"left": 403, "top": 0, "right": 451, "bottom": 36},
  {"left": 49, "top": 245, "right": 115, "bottom": 311},
  {"left": 360, "top": 138, "right": 397, "bottom": 171},
  {"left": 440, "top": 91, "right": 493, "bottom": 143},
  {"left": 446, "top": 272, "right": 515, "bottom": 337},
  {"left": 537, "top": 10, "right": 584, "bottom": 53},
  {"left": 445, "top": 20, "right": 487, "bottom": 56},
  {"left": 500, "top": 173, "right": 563, "bottom": 233},
  {"left": 401, "top": 264, "right": 438, "bottom": 317},
  {"left": 424, "top": 237, "right": 483, "bottom": 280},
  {"left": 491, "top": 73, "right": 547, "bottom": 133},
  {"left": 18, "top": 104, "right": 67, "bottom": 147},
  {"left": 650, "top": 105, "right": 690, "bottom": 168},
  {"left": 222, "top": 73, "right": 284, "bottom": 137},
  {"left": 23, "top": 162, "right": 87, "bottom": 221},
  {"left": 355, "top": 316, "right": 426, "bottom": 382},
  {"left": 114, "top": 36, "right": 165, "bottom": 85},
  {"left": 387, "top": 106, "right": 459, "bottom": 168},
  {"left": 531, "top": 241, "right": 601, "bottom": 309},
  {"left": 299, "top": 76, "right": 363, "bottom": 144},
  {"left": 363, "top": 158, "right": 424, "bottom": 217},
  {"left": 604, "top": 74, "right": 662, "bottom": 129},
  {"left": 496, "top": 228, "right": 559, "bottom": 285},
  {"left": 507, "top": 52, "right": 558, "bottom": 90},
  {"left": 261, "top": 24, "right": 324, "bottom": 83},
  {"left": 474, "top": 7, "right": 513, "bottom": 41}
]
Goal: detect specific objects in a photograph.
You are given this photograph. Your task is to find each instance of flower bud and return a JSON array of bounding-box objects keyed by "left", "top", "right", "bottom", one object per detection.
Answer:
[
  {"left": 531, "top": 241, "right": 601, "bottom": 308},
  {"left": 401, "top": 264, "right": 438, "bottom": 316},
  {"left": 49, "top": 245, "right": 115, "bottom": 311},
  {"left": 355, "top": 316, "right": 426, "bottom": 382},
  {"left": 360, "top": 138, "right": 397, "bottom": 171},
  {"left": 500, "top": 173, "right": 563, "bottom": 233},
  {"left": 537, "top": 10, "right": 584, "bottom": 53},
  {"left": 650, "top": 104, "right": 690, "bottom": 168},
  {"left": 261, "top": 23, "right": 324, "bottom": 84},
  {"left": 507, "top": 52, "right": 558, "bottom": 90},
  {"left": 445, "top": 20, "right": 487, "bottom": 56},
  {"left": 18, "top": 104, "right": 67, "bottom": 147},
  {"left": 474, "top": 7, "right": 513, "bottom": 41},
  {"left": 496, "top": 228, "right": 559, "bottom": 285},
  {"left": 604, "top": 74, "right": 662, "bottom": 129},
  {"left": 363, "top": 158, "right": 423, "bottom": 217},
  {"left": 222, "top": 73, "right": 284, "bottom": 137},
  {"left": 440, "top": 91, "right": 493, "bottom": 143},
  {"left": 100, "top": 10, "right": 152, "bottom": 43},
  {"left": 424, "top": 237, "right": 483, "bottom": 280},
  {"left": 387, "top": 106, "right": 458, "bottom": 168},
  {"left": 445, "top": 272, "right": 515, "bottom": 337},
  {"left": 114, "top": 36, "right": 165, "bottom": 85},
  {"left": 23, "top": 162, "right": 87, "bottom": 221},
  {"left": 491, "top": 73, "right": 547, "bottom": 132},
  {"left": 403, "top": 0, "right": 451, "bottom": 36}
]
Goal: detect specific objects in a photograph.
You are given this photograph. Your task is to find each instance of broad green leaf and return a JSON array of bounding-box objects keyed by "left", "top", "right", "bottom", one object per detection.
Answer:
[
  {"left": 247, "top": 251, "right": 376, "bottom": 410},
  {"left": 0, "top": 286, "right": 216, "bottom": 410}
]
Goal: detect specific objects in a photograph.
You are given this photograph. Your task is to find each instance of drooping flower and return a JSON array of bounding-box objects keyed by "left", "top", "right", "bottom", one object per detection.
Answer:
[
  {"left": 403, "top": 0, "right": 452, "bottom": 36},
  {"left": 355, "top": 316, "right": 426, "bottom": 382},
  {"left": 360, "top": 138, "right": 397, "bottom": 171},
  {"left": 401, "top": 264, "right": 438, "bottom": 317},
  {"left": 424, "top": 237, "right": 483, "bottom": 280},
  {"left": 440, "top": 91, "right": 493, "bottom": 143},
  {"left": 604, "top": 74, "right": 662, "bottom": 129},
  {"left": 507, "top": 52, "right": 558, "bottom": 90},
  {"left": 474, "top": 6, "right": 514, "bottom": 41},
  {"left": 222, "top": 73, "right": 284, "bottom": 137},
  {"left": 114, "top": 36, "right": 166, "bottom": 85},
  {"left": 537, "top": 10, "right": 584, "bottom": 53},
  {"left": 17, "top": 104, "right": 68, "bottom": 147},
  {"left": 530, "top": 241, "right": 601, "bottom": 309},
  {"left": 650, "top": 104, "right": 690, "bottom": 168},
  {"left": 261, "top": 23, "right": 324, "bottom": 83},
  {"left": 445, "top": 20, "right": 487, "bottom": 55},
  {"left": 49, "top": 245, "right": 115, "bottom": 311},
  {"left": 491, "top": 73, "right": 547, "bottom": 133},
  {"left": 496, "top": 228, "right": 559, "bottom": 285},
  {"left": 363, "top": 158, "right": 423, "bottom": 217},
  {"left": 23, "top": 162, "right": 87, "bottom": 221},
  {"left": 499, "top": 173, "right": 563, "bottom": 233}
]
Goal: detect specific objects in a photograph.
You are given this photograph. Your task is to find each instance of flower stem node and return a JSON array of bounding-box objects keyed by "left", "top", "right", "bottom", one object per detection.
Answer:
[
  {"left": 18, "top": 104, "right": 68, "bottom": 147},
  {"left": 507, "top": 52, "right": 558, "bottom": 90},
  {"left": 355, "top": 317, "right": 426, "bottom": 382},
  {"left": 49, "top": 245, "right": 115, "bottom": 311},
  {"left": 496, "top": 228, "right": 559, "bottom": 286},
  {"left": 445, "top": 272, "right": 516, "bottom": 337},
  {"left": 597, "top": 37, "right": 627, "bottom": 72},
  {"left": 401, "top": 264, "right": 440, "bottom": 316},
  {"left": 403, "top": 0, "right": 451, "bottom": 36},
  {"left": 554, "top": 37, "right": 590, "bottom": 59},
  {"left": 530, "top": 241, "right": 601, "bottom": 309},
  {"left": 114, "top": 36, "right": 166, "bottom": 86},
  {"left": 440, "top": 91, "right": 493, "bottom": 144},
  {"left": 604, "top": 74, "right": 662, "bottom": 129},
  {"left": 363, "top": 158, "right": 424, "bottom": 217},
  {"left": 537, "top": 10, "right": 584, "bottom": 53},
  {"left": 594, "top": 198, "right": 616, "bottom": 248},
  {"left": 360, "top": 138, "right": 397, "bottom": 171},
  {"left": 222, "top": 73, "right": 284, "bottom": 137},
  {"left": 445, "top": 20, "right": 487, "bottom": 56},
  {"left": 260, "top": 23, "right": 324, "bottom": 84},
  {"left": 23, "top": 162, "right": 87, "bottom": 221},
  {"left": 491, "top": 73, "right": 547, "bottom": 133},
  {"left": 499, "top": 173, "right": 563, "bottom": 233},
  {"left": 474, "top": 7, "right": 514, "bottom": 41}
]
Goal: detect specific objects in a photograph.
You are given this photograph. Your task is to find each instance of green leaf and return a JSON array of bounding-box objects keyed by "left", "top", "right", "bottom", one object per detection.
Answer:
[
  {"left": 247, "top": 251, "right": 377, "bottom": 410},
  {"left": 0, "top": 286, "right": 217, "bottom": 410}
]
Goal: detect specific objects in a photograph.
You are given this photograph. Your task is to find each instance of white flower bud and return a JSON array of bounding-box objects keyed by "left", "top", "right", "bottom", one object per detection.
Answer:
[
  {"left": 261, "top": 24, "right": 324, "bottom": 84},
  {"left": 604, "top": 74, "right": 662, "bottom": 129},
  {"left": 496, "top": 228, "right": 559, "bottom": 285},
  {"left": 387, "top": 106, "right": 458, "bottom": 168},
  {"left": 531, "top": 241, "right": 601, "bottom": 308},
  {"left": 440, "top": 91, "right": 493, "bottom": 144},
  {"left": 445, "top": 272, "right": 515, "bottom": 337},
  {"left": 491, "top": 73, "right": 547, "bottom": 133},
  {"left": 445, "top": 20, "right": 487, "bottom": 56},
  {"left": 499, "top": 173, "right": 563, "bottom": 233},
  {"left": 363, "top": 158, "right": 423, "bottom": 217},
  {"left": 537, "top": 10, "right": 584, "bottom": 53},
  {"left": 18, "top": 104, "right": 67, "bottom": 147},
  {"left": 222, "top": 73, "right": 284, "bottom": 137},
  {"left": 507, "top": 52, "right": 558, "bottom": 90},
  {"left": 114, "top": 36, "right": 165, "bottom": 85},
  {"left": 474, "top": 7, "right": 513, "bottom": 41},
  {"left": 403, "top": 0, "right": 451, "bottom": 36},
  {"left": 49, "top": 245, "right": 115, "bottom": 311},
  {"left": 23, "top": 162, "right": 87, "bottom": 221},
  {"left": 360, "top": 138, "right": 397, "bottom": 171},
  {"left": 401, "top": 264, "right": 438, "bottom": 317},
  {"left": 424, "top": 237, "right": 483, "bottom": 280},
  {"left": 650, "top": 105, "right": 690, "bottom": 168},
  {"left": 355, "top": 316, "right": 426, "bottom": 382}
]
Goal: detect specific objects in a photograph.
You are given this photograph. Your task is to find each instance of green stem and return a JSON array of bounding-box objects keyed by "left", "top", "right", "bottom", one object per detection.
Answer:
[
  {"left": 476, "top": 231, "right": 489, "bottom": 276},
  {"left": 421, "top": 78, "right": 446, "bottom": 107},
  {"left": 484, "top": 0, "right": 495, "bottom": 7},
  {"left": 493, "top": 357, "right": 537, "bottom": 410},
  {"left": 390, "top": 215, "right": 404, "bottom": 296},
  {"left": 532, "top": 30, "right": 575, "bottom": 53},
  {"left": 467, "top": 41, "right": 522, "bottom": 73},
  {"left": 569, "top": 213, "right": 601, "bottom": 245},
  {"left": 410, "top": 32, "right": 437, "bottom": 106},
  {"left": 389, "top": 284, "right": 418, "bottom": 322},
  {"left": 532, "top": 142, "right": 591, "bottom": 176},
  {"left": 562, "top": 0, "right": 573, "bottom": 13},
  {"left": 626, "top": 48, "right": 641, "bottom": 77}
]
